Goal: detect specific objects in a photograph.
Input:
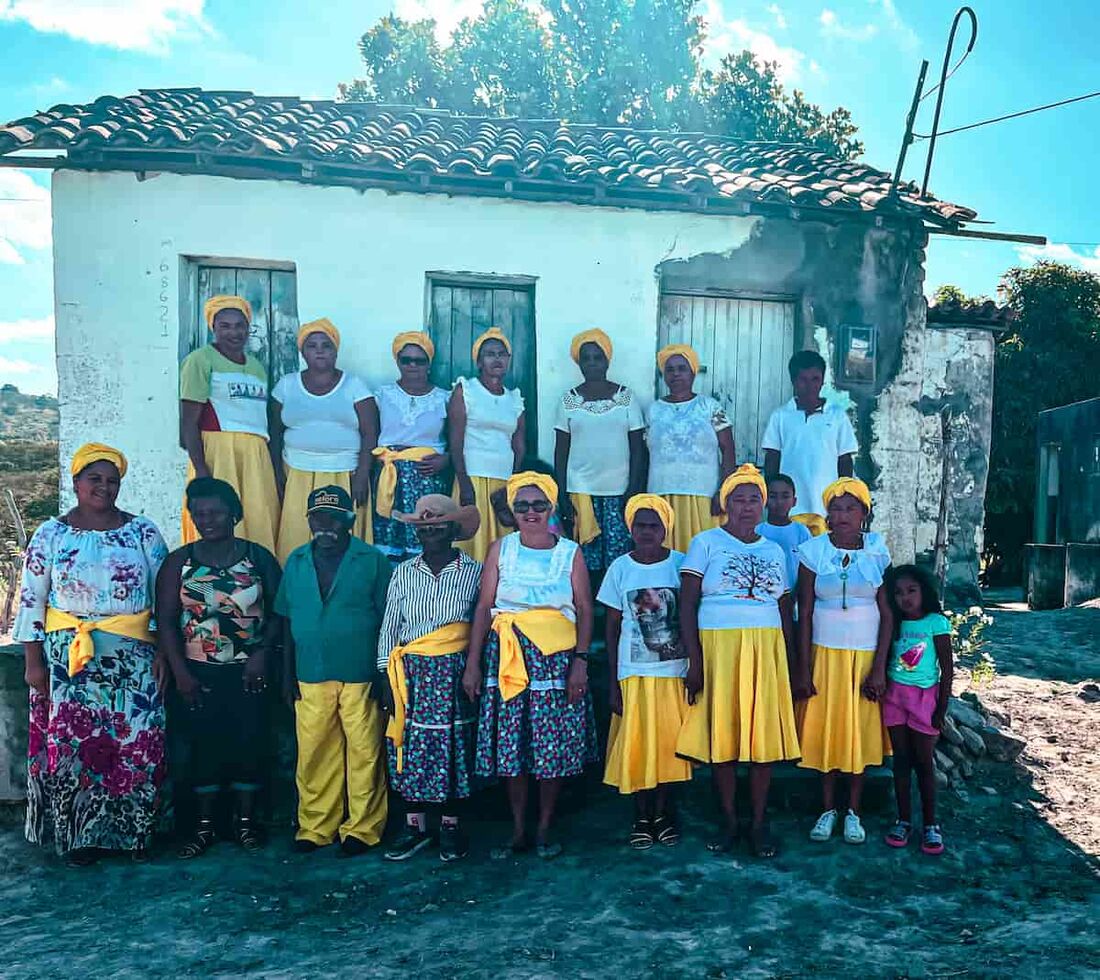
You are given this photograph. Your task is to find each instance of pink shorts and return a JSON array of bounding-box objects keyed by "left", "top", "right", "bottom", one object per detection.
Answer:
[{"left": 883, "top": 682, "right": 940, "bottom": 736}]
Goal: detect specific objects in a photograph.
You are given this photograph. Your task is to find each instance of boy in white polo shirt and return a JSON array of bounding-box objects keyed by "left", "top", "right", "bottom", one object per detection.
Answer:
[{"left": 762, "top": 350, "right": 858, "bottom": 524}]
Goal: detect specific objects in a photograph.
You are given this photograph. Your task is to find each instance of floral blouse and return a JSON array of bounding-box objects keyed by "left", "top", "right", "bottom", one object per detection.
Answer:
[{"left": 13, "top": 516, "right": 168, "bottom": 643}]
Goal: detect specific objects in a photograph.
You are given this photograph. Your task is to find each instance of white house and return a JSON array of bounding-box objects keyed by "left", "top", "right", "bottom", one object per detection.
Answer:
[{"left": 0, "top": 89, "right": 997, "bottom": 597}]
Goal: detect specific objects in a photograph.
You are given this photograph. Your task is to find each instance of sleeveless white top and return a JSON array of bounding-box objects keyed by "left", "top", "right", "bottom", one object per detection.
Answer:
[
  {"left": 457, "top": 377, "right": 524, "bottom": 481},
  {"left": 493, "top": 532, "right": 578, "bottom": 622},
  {"left": 375, "top": 383, "right": 448, "bottom": 451}
]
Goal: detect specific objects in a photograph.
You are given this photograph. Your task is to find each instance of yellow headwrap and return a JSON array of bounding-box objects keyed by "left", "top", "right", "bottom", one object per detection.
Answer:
[
  {"left": 719, "top": 463, "right": 767, "bottom": 507},
  {"left": 71, "top": 442, "right": 128, "bottom": 478},
  {"left": 657, "top": 344, "right": 701, "bottom": 375},
  {"left": 822, "top": 477, "right": 872, "bottom": 512},
  {"left": 624, "top": 493, "right": 675, "bottom": 546},
  {"left": 505, "top": 471, "right": 559, "bottom": 509},
  {"left": 392, "top": 331, "right": 435, "bottom": 363},
  {"left": 297, "top": 317, "right": 340, "bottom": 351},
  {"left": 570, "top": 329, "right": 613, "bottom": 364},
  {"left": 472, "top": 327, "right": 511, "bottom": 361},
  {"left": 204, "top": 295, "right": 252, "bottom": 330}
]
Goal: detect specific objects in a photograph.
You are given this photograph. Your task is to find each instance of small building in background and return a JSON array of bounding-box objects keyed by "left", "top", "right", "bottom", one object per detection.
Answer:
[{"left": 1026, "top": 397, "right": 1100, "bottom": 608}]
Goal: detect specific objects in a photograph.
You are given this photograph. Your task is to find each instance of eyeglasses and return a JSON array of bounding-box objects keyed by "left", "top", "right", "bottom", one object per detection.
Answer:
[
  {"left": 399, "top": 355, "right": 429, "bottom": 366},
  {"left": 512, "top": 500, "right": 551, "bottom": 514}
]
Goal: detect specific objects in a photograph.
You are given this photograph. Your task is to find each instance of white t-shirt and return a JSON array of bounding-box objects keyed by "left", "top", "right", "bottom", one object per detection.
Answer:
[
  {"left": 646, "top": 395, "right": 732, "bottom": 497},
  {"left": 682, "top": 528, "right": 788, "bottom": 630},
  {"left": 756, "top": 520, "right": 813, "bottom": 596},
  {"left": 457, "top": 377, "right": 524, "bottom": 481},
  {"left": 376, "top": 383, "right": 448, "bottom": 452},
  {"left": 760, "top": 399, "right": 859, "bottom": 516},
  {"left": 554, "top": 386, "right": 645, "bottom": 496},
  {"left": 797, "top": 531, "right": 891, "bottom": 651},
  {"left": 597, "top": 551, "right": 687, "bottom": 679},
  {"left": 272, "top": 372, "right": 373, "bottom": 472}
]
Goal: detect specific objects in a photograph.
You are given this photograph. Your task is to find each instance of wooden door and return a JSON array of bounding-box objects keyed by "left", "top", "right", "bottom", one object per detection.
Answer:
[
  {"left": 428, "top": 279, "right": 537, "bottom": 458},
  {"left": 180, "top": 263, "right": 299, "bottom": 386},
  {"left": 658, "top": 293, "right": 796, "bottom": 464}
]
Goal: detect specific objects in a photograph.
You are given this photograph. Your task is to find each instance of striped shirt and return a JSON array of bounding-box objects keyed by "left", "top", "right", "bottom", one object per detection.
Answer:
[{"left": 376, "top": 551, "right": 484, "bottom": 670}]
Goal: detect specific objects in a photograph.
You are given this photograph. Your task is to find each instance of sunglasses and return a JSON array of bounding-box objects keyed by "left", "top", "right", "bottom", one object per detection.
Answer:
[
  {"left": 399, "top": 355, "right": 429, "bottom": 366},
  {"left": 512, "top": 500, "right": 551, "bottom": 514}
]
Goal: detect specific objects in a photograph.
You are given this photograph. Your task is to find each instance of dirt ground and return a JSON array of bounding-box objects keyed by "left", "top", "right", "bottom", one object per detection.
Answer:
[{"left": 1, "top": 594, "right": 1097, "bottom": 979}]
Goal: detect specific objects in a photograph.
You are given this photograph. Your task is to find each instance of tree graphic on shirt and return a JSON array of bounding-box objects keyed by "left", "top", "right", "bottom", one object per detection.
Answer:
[{"left": 723, "top": 552, "right": 783, "bottom": 601}]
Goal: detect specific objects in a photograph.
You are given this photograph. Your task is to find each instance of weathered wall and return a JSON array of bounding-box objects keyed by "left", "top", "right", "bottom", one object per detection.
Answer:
[
  {"left": 0, "top": 647, "right": 27, "bottom": 802},
  {"left": 1037, "top": 398, "right": 1100, "bottom": 545}
]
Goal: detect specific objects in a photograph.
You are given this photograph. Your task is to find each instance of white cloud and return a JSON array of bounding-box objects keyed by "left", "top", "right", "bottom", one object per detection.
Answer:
[
  {"left": 819, "top": 8, "right": 877, "bottom": 42},
  {"left": 1015, "top": 242, "right": 1100, "bottom": 274},
  {"left": 394, "top": 0, "right": 487, "bottom": 45},
  {"left": 0, "top": 356, "right": 39, "bottom": 376},
  {"left": 869, "top": 0, "right": 919, "bottom": 50},
  {"left": 0, "top": 315, "right": 54, "bottom": 343},
  {"left": 701, "top": 3, "right": 805, "bottom": 82},
  {"left": 0, "top": 0, "right": 209, "bottom": 53},
  {"left": 0, "top": 169, "right": 51, "bottom": 266},
  {"left": 766, "top": 4, "right": 787, "bottom": 30}
]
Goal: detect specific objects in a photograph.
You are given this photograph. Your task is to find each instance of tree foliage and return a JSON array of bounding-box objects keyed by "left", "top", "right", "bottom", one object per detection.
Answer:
[
  {"left": 976, "top": 263, "right": 1100, "bottom": 581},
  {"left": 339, "top": 0, "right": 864, "bottom": 159}
]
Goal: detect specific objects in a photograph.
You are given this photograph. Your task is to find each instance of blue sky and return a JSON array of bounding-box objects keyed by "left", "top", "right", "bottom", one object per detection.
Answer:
[{"left": 1, "top": 0, "right": 1097, "bottom": 395}]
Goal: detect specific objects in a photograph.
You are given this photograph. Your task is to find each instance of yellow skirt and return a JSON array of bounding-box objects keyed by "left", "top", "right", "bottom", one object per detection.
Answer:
[
  {"left": 182, "top": 431, "right": 280, "bottom": 554},
  {"left": 604, "top": 675, "right": 694, "bottom": 794},
  {"left": 277, "top": 465, "right": 373, "bottom": 565},
  {"left": 796, "top": 645, "right": 890, "bottom": 774},
  {"left": 675, "top": 628, "right": 800, "bottom": 765},
  {"left": 455, "top": 475, "right": 509, "bottom": 563},
  {"left": 661, "top": 494, "right": 720, "bottom": 554}
]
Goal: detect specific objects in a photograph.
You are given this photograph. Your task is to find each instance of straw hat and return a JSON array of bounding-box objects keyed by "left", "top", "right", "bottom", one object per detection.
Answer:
[{"left": 392, "top": 494, "right": 480, "bottom": 541}]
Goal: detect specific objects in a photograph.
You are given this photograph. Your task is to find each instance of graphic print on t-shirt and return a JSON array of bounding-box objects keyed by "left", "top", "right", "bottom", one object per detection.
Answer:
[
  {"left": 719, "top": 551, "right": 785, "bottom": 602},
  {"left": 899, "top": 640, "right": 927, "bottom": 671},
  {"left": 625, "top": 586, "right": 682, "bottom": 663}
]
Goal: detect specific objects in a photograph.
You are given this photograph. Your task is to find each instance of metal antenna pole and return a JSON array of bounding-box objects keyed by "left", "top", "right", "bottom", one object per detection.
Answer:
[
  {"left": 888, "top": 59, "right": 929, "bottom": 201},
  {"left": 921, "top": 6, "right": 978, "bottom": 197}
]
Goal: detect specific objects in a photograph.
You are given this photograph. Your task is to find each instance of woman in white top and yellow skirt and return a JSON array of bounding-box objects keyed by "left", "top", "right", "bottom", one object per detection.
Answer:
[
  {"left": 794, "top": 477, "right": 892, "bottom": 845},
  {"left": 271, "top": 318, "right": 376, "bottom": 564},
  {"left": 676, "top": 463, "right": 799, "bottom": 859},
  {"left": 448, "top": 327, "right": 525, "bottom": 562}
]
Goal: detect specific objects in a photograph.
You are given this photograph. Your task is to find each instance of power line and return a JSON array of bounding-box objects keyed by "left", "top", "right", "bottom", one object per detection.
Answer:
[{"left": 914, "top": 90, "right": 1100, "bottom": 139}]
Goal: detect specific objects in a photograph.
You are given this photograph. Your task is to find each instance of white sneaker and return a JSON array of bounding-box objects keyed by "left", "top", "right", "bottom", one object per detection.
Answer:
[
  {"left": 844, "top": 809, "right": 866, "bottom": 844},
  {"left": 809, "top": 809, "right": 838, "bottom": 842}
]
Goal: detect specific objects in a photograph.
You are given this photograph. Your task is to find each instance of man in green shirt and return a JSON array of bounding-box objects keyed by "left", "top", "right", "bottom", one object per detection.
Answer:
[{"left": 278, "top": 485, "right": 392, "bottom": 857}]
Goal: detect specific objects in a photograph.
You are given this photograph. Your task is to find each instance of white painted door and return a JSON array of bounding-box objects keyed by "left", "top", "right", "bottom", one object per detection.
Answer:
[{"left": 658, "top": 294, "right": 796, "bottom": 464}]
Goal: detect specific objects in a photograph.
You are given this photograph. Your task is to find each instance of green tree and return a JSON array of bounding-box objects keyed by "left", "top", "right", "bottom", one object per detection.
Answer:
[
  {"left": 339, "top": 16, "right": 449, "bottom": 105},
  {"left": 982, "top": 262, "right": 1100, "bottom": 581}
]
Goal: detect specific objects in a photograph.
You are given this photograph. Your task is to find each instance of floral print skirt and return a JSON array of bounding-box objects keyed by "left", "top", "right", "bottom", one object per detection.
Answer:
[
  {"left": 372, "top": 459, "right": 450, "bottom": 563},
  {"left": 26, "top": 630, "right": 166, "bottom": 854},
  {"left": 475, "top": 628, "right": 598, "bottom": 780},
  {"left": 386, "top": 650, "right": 477, "bottom": 804},
  {"left": 581, "top": 494, "right": 632, "bottom": 573}
]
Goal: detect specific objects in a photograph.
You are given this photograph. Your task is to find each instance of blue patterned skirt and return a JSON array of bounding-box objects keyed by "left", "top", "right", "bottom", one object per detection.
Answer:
[
  {"left": 581, "top": 494, "right": 632, "bottom": 573},
  {"left": 475, "top": 628, "right": 598, "bottom": 780},
  {"left": 372, "top": 459, "right": 450, "bottom": 562},
  {"left": 386, "top": 650, "right": 477, "bottom": 804}
]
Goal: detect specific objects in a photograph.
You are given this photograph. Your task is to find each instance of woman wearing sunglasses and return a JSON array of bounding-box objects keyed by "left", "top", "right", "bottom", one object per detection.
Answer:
[
  {"left": 371, "top": 332, "right": 452, "bottom": 563},
  {"left": 463, "top": 472, "right": 597, "bottom": 859}
]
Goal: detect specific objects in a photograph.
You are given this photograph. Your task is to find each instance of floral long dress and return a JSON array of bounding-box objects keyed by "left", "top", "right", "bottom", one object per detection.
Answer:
[{"left": 14, "top": 515, "right": 169, "bottom": 854}]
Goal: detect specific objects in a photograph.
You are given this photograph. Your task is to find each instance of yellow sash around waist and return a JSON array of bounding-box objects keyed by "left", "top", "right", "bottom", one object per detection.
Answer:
[
  {"left": 45, "top": 607, "right": 154, "bottom": 677},
  {"left": 386, "top": 621, "right": 471, "bottom": 773},
  {"left": 372, "top": 446, "right": 437, "bottom": 518},
  {"left": 569, "top": 493, "right": 600, "bottom": 547},
  {"left": 492, "top": 608, "right": 577, "bottom": 703}
]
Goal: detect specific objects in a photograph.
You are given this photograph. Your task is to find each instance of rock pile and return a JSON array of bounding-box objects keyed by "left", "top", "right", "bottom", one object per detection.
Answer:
[{"left": 934, "top": 693, "right": 1027, "bottom": 802}]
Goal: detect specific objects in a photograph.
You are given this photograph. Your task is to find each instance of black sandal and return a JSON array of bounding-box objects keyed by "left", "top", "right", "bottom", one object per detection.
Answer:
[
  {"left": 235, "top": 815, "right": 263, "bottom": 852},
  {"left": 490, "top": 838, "right": 530, "bottom": 861},
  {"left": 706, "top": 823, "right": 741, "bottom": 854},
  {"left": 177, "top": 819, "right": 216, "bottom": 860},
  {"left": 652, "top": 815, "right": 681, "bottom": 847},
  {"left": 750, "top": 824, "right": 779, "bottom": 859},
  {"left": 629, "top": 818, "right": 655, "bottom": 850}
]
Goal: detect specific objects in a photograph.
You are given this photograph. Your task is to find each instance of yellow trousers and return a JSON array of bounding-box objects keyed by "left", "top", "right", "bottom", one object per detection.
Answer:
[
  {"left": 294, "top": 681, "right": 388, "bottom": 846},
  {"left": 277, "top": 465, "right": 372, "bottom": 565}
]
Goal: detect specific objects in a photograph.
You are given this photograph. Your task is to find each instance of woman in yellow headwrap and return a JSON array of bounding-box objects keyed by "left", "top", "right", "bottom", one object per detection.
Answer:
[
  {"left": 793, "top": 477, "right": 892, "bottom": 846},
  {"left": 676, "top": 463, "right": 799, "bottom": 859},
  {"left": 598, "top": 494, "right": 693, "bottom": 848},
  {"left": 463, "top": 472, "right": 598, "bottom": 859},
  {"left": 448, "top": 327, "right": 526, "bottom": 562},
  {"left": 179, "top": 295, "right": 280, "bottom": 554},
  {"left": 554, "top": 329, "right": 645, "bottom": 583},
  {"left": 646, "top": 344, "right": 738, "bottom": 553},
  {"left": 270, "top": 318, "right": 377, "bottom": 564},
  {"left": 372, "top": 331, "right": 452, "bottom": 563},
  {"left": 14, "top": 444, "right": 169, "bottom": 866}
]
